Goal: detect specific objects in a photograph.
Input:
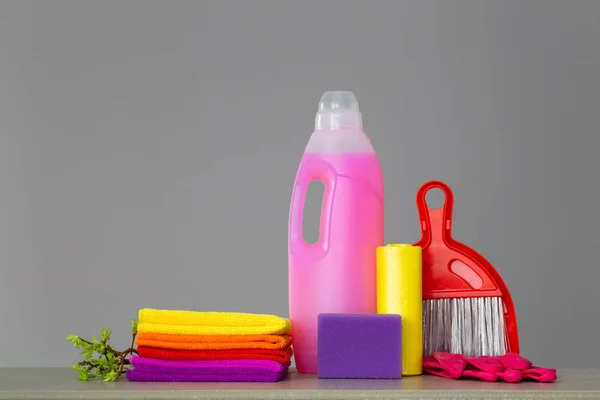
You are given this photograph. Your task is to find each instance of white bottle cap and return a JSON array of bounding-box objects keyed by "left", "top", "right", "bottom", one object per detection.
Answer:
[
  {"left": 318, "top": 91, "right": 360, "bottom": 111},
  {"left": 315, "top": 91, "right": 363, "bottom": 131}
]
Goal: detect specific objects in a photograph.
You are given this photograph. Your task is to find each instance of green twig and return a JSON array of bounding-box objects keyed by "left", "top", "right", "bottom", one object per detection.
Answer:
[{"left": 66, "top": 319, "right": 139, "bottom": 382}]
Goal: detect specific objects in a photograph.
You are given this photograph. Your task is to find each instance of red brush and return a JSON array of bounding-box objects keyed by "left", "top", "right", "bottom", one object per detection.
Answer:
[{"left": 414, "top": 180, "right": 519, "bottom": 357}]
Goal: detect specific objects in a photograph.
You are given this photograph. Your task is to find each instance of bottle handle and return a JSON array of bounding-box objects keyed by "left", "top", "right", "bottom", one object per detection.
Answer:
[{"left": 289, "top": 158, "right": 336, "bottom": 262}]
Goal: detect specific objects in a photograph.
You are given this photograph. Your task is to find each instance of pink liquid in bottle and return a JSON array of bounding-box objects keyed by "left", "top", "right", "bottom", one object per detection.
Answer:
[{"left": 288, "top": 91, "right": 384, "bottom": 373}]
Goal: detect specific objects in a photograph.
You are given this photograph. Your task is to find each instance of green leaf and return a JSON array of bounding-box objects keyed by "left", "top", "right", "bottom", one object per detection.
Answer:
[
  {"left": 131, "top": 319, "right": 138, "bottom": 334},
  {"left": 66, "top": 335, "right": 81, "bottom": 347},
  {"left": 101, "top": 328, "right": 112, "bottom": 342},
  {"left": 77, "top": 370, "right": 90, "bottom": 381},
  {"left": 91, "top": 334, "right": 98, "bottom": 344},
  {"left": 103, "top": 370, "right": 119, "bottom": 382}
]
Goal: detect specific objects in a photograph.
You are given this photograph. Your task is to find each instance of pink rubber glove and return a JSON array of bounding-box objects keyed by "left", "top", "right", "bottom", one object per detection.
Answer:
[
  {"left": 423, "top": 356, "right": 454, "bottom": 379},
  {"left": 462, "top": 367, "right": 499, "bottom": 382},
  {"left": 462, "top": 355, "right": 506, "bottom": 382},
  {"left": 522, "top": 366, "right": 558, "bottom": 383},
  {"left": 422, "top": 352, "right": 557, "bottom": 383},
  {"left": 498, "top": 353, "right": 532, "bottom": 371},
  {"left": 496, "top": 369, "right": 523, "bottom": 383},
  {"left": 423, "top": 354, "right": 466, "bottom": 379},
  {"left": 463, "top": 355, "right": 523, "bottom": 382},
  {"left": 499, "top": 353, "right": 556, "bottom": 382},
  {"left": 463, "top": 355, "right": 504, "bottom": 373}
]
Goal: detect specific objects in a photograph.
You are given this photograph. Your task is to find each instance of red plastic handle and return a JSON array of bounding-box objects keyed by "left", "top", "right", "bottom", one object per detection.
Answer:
[{"left": 415, "top": 180, "right": 455, "bottom": 247}]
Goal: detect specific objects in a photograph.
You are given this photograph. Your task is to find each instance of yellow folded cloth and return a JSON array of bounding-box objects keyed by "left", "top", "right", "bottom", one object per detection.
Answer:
[{"left": 137, "top": 308, "right": 291, "bottom": 336}]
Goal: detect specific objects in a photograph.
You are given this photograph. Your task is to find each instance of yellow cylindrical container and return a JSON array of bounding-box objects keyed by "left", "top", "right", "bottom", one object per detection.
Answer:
[{"left": 376, "top": 243, "right": 422, "bottom": 376}]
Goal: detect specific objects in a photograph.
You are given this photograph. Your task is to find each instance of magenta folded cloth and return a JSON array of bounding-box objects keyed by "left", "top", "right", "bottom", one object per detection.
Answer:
[{"left": 125, "top": 355, "right": 289, "bottom": 382}]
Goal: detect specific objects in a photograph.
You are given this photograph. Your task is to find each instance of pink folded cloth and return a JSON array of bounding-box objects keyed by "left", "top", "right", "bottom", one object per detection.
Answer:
[
  {"left": 423, "top": 352, "right": 557, "bottom": 383},
  {"left": 125, "top": 355, "right": 289, "bottom": 382}
]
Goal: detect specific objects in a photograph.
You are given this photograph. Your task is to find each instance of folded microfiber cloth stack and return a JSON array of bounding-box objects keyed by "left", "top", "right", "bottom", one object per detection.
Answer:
[{"left": 126, "top": 308, "right": 292, "bottom": 382}]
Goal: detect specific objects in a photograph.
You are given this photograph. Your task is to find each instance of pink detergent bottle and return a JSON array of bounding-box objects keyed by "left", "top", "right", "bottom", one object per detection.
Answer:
[{"left": 288, "top": 91, "right": 384, "bottom": 373}]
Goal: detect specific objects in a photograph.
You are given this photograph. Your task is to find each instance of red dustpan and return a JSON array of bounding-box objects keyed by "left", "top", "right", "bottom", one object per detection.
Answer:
[{"left": 414, "top": 180, "right": 519, "bottom": 356}]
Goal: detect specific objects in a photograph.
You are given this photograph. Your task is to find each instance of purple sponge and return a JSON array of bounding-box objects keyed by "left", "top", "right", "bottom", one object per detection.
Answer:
[{"left": 317, "top": 313, "right": 401, "bottom": 379}]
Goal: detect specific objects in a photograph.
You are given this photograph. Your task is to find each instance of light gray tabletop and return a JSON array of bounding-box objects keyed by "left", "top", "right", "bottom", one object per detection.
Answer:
[{"left": 0, "top": 368, "right": 596, "bottom": 400}]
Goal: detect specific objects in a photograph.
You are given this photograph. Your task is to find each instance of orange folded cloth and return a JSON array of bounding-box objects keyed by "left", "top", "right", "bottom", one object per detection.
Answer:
[
  {"left": 135, "top": 332, "right": 292, "bottom": 350},
  {"left": 137, "top": 346, "right": 293, "bottom": 364}
]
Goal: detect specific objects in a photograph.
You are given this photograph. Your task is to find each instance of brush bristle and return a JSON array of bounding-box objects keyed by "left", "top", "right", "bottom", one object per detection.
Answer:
[{"left": 423, "top": 297, "right": 507, "bottom": 357}]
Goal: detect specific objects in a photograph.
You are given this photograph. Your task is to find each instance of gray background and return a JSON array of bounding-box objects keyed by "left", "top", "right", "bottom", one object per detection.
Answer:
[{"left": 1, "top": 0, "right": 598, "bottom": 369}]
